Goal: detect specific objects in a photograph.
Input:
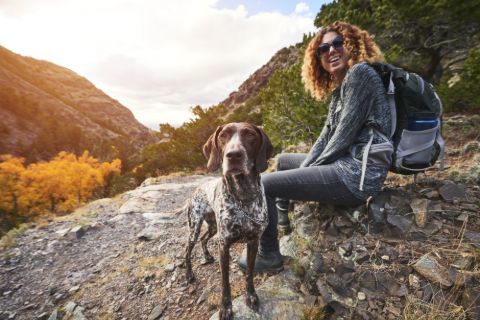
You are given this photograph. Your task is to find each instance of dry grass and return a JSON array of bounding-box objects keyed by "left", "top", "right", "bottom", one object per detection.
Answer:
[
  {"left": 0, "top": 223, "right": 28, "bottom": 251},
  {"left": 134, "top": 255, "right": 169, "bottom": 279},
  {"left": 401, "top": 215, "right": 479, "bottom": 320},
  {"left": 302, "top": 305, "right": 330, "bottom": 320},
  {"left": 207, "top": 278, "right": 246, "bottom": 309},
  {"left": 403, "top": 295, "right": 467, "bottom": 320}
]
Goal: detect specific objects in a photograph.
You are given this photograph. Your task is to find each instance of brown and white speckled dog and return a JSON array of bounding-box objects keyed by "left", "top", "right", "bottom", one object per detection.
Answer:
[{"left": 184, "top": 122, "right": 273, "bottom": 320}]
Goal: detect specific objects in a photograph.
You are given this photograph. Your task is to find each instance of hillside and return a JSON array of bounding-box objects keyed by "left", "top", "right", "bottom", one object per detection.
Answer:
[
  {"left": 220, "top": 44, "right": 301, "bottom": 112},
  {"left": 1, "top": 115, "right": 479, "bottom": 320},
  {"left": 0, "top": 46, "right": 156, "bottom": 162}
]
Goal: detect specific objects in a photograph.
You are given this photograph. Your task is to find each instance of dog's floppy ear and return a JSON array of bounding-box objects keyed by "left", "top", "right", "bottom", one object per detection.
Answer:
[
  {"left": 254, "top": 126, "right": 273, "bottom": 173},
  {"left": 202, "top": 125, "right": 223, "bottom": 172}
]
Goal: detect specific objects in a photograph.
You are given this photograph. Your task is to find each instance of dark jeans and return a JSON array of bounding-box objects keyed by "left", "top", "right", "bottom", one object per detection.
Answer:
[{"left": 260, "top": 153, "right": 363, "bottom": 252}]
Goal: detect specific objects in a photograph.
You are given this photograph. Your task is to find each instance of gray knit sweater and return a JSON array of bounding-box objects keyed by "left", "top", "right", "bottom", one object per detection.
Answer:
[{"left": 301, "top": 63, "right": 392, "bottom": 201}]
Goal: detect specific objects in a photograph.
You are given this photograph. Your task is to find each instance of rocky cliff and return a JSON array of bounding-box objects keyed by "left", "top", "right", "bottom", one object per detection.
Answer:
[{"left": 0, "top": 46, "right": 156, "bottom": 161}]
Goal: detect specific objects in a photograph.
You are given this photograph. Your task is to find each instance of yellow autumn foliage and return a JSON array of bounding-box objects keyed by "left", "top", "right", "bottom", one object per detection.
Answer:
[{"left": 0, "top": 151, "right": 121, "bottom": 220}]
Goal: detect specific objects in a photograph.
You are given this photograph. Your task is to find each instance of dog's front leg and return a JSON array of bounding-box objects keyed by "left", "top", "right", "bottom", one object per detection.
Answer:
[
  {"left": 218, "top": 239, "right": 233, "bottom": 320},
  {"left": 245, "top": 240, "right": 259, "bottom": 311}
]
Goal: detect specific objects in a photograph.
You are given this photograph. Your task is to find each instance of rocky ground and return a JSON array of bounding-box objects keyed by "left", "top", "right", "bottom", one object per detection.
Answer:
[
  {"left": 0, "top": 175, "right": 268, "bottom": 320},
  {"left": 1, "top": 115, "right": 479, "bottom": 320}
]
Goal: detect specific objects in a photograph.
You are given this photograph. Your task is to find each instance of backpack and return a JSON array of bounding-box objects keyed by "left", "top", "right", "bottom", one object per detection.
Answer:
[{"left": 369, "top": 62, "right": 445, "bottom": 175}]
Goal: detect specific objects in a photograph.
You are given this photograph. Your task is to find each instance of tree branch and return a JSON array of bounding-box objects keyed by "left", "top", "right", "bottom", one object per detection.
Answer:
[{"left": 425, "top": 38, "right": 458, "bottom": 49}]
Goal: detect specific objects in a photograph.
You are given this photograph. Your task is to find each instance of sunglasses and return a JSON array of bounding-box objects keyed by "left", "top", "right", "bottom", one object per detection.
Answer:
[{"left": 316, "top": 36, "right": 344, "bottom": 57}]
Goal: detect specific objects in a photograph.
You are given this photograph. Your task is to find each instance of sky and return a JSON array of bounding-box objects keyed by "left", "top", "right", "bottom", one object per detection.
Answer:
[{"left": 0, "top": 0, "right": 330, "bottom": 129}]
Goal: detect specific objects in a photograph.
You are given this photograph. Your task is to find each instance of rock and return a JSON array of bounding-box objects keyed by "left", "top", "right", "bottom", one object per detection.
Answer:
[
  {"left": 142, "top": 212, "right": 176, "bottom": 224},
  {"left": 357, "top": 292, "right": 366, "bottom": 301},
  {"left": 385, "top": 194, "right": 412, "bottom": 215},
  {"left": 422, "top": 219, "right": 443, "bottom": 236},
  {"left": 119, "top": 178, "right": 214, "bottom": 214},
  {"left": 36, "top": 312, "right": 49, "bottom": 320},
  {"left": 164, "top": 264, "right": 175, "bottom": 272},
  {"left": 196, "top": 290, "right": 208, "bottom": 305},
  {"left": 450, "top": 269, "right": 474, "bottom": 287},
  {"left": 317, "top": 279, "right": 355, "bottom": 311},
  {"left": 64, "top": 301, "right": 77, "bottom": 314},
  {"left": 47, "top": 309, "right": 58, "bottom": 320},
  {"left": 412, "top": 254, "right": 453, "bottom": 288},
  {"left": 451, "top": 254, "right": 473, "bottom": 270},
  {"left": 55, "top": 227, "right": 71, "bottom": 237},
  {"left": 354, "top": 251, "right": 370, "bottom": 264},
  {"left": 19, "top": 303, "right": 36, "bottom": 311},
  {"left": 386, "top": 214, "right": 412, "bottom": 234},
  {"left": 303, "top": 294, "right": 317, "bottom": 306},
  {"left": 410, "top": 198, "right": 429, "bottom": 228},
  {"left": 119, "top": 189, "right": 165, "bottom": 214},
  {"left": 69, "top": 226, "right": 85, "bottom": 240},
  {"left": 108, "top": 214, "right": 126, "bottom": 223},
  {"left": 408, "top": 274, "right": 420, "bottom": 289},
  {"left": 369, "top": 202, "right": 385, "bottom": 224},
  {"left": 279, "top": 235, "right": 298, "bottom": 258},
  {"left": 460, "top": 202, "right": 479, "bottom": 212},
  {"left": 295, "top": 214, "right": 320, "bottom": 241},
  {"left": 462, "top": 140, "right": 480, "bottom": 154},
  {"left": 68, "top": 285, "right": 80, "bottom": 293},
  {"left": 439, "top": 183, "right": 466, "bottom": 201},
  {"left": 209, "top": 271, "right": 304, "bottom": 320},
  {"left": 456, "top": 212, "right": 470, "bottom": 222},
  {"left": 148, "top": 304, "right": 167, "bottom": 320},
  {"left": 385, "top": 304, "right": 401, "bottom": 317},
  {"left": 464, "top": 231, "right": 480, "bottom": 248},
  {"left": 389, "top": 283, "right": 408, "bottom": 297},
  {"left": 71, "top": 308, "right": 87, "bottom": 320},
  {"left": 424, "top": 190, "right": 439, "bottom": 199},
  {"left": 311, "top": 251, "right": 330, "bottom": 274},
  {"left": 137, "top": 226, "right": 162, "bottom": 241}
]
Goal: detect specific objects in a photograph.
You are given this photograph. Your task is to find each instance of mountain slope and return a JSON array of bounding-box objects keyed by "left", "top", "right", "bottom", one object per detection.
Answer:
[
  {"left": 220, "top": 44, "right": 301, "bottom": 111},
  {"left": 0, "top": 46, "right": 155, "bottom": 161}
]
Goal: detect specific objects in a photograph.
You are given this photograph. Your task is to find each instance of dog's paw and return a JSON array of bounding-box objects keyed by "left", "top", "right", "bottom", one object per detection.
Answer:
[
  {"left": 245, "top": 292, "right": 259, "bottom": 311},
  {"left": 200, "top": 255, "right": 215, "bottom": 265},
  {"left": 186, "top": 271, "right": 196, "bottom": 284},
  {"left": 219, "top": 305, "right": 233, "bottom": 320}
]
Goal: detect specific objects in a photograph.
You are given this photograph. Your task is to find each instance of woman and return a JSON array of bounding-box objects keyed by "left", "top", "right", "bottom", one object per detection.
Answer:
[{"left": 238, "top": 21, "right": 393, "bottom": 273}]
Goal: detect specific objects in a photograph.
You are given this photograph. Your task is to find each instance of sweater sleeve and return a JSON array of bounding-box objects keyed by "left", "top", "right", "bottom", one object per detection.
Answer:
[
  {"left": 310, "top": 64, "right": 380, "bottom": 166},
  {"left": 300, "top": 118, "right": 330, "bottom": 167}
]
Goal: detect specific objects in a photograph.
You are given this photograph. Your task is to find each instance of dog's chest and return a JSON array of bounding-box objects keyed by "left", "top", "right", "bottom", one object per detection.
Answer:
[
  {"left": 216, "top": 198, "right": 267, "bottom": 242},
  {"left": 204, "top": 179, "right": 268, "bottom": 242}
]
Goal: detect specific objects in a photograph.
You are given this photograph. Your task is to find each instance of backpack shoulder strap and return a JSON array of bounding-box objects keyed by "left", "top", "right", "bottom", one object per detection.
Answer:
[
  {"left": 369, "top": 62, "right": 397, "bottom": 139},
  {"left": 386, "top": 72, "right": 396, "bottom": 138}
]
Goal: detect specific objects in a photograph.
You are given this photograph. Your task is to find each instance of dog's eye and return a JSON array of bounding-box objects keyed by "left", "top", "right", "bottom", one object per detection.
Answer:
[
  {"left": 219, "top": 131, "right": 229, "bottom": 140},
  {"left": 243, "top": 131, "right": 256, "bottom": 139}
]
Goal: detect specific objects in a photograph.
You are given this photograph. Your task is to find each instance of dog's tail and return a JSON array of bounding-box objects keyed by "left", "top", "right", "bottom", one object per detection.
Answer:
[
  {"left": 174, "top": 203, "right": 186, "bottom": 216},
  {"left": 174, "top": 202, "right": 194, "bottom": 228}
]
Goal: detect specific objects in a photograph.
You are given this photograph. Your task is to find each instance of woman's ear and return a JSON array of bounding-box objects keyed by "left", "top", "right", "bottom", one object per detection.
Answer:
[{"left": 202, "top": 125, "right": 223, "bottom": 172}]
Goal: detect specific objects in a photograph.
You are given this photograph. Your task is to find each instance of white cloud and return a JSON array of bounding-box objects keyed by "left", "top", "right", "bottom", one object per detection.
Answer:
[
  {"left": 0, "top": 0, "right": 316, "bottom": 128},
  {"left": 295, "top": 2, "right": 310, "bottom": 14}
]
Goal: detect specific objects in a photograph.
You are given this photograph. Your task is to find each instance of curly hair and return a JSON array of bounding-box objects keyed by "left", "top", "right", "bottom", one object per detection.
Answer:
[{"left": 302, "top": 21, "right": 384, "bottom": 101}]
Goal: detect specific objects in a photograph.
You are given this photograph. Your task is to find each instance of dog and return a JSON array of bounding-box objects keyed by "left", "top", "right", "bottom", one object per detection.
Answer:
[{"left": 184, "top": 122, "right": 273, "bottom": 320}]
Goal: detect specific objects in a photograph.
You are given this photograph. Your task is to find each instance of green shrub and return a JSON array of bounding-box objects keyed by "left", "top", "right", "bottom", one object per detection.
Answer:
[
  {"left": 449, "top": 155, "right": 480, "bottom": 184},
  {"left": 438, "top": 48, "right": 480, "bottom": 112}
]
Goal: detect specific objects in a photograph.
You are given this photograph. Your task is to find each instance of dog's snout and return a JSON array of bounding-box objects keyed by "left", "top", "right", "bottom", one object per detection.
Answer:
[{"left": 226, "top": 150, "right": 243, "bottom": 160}]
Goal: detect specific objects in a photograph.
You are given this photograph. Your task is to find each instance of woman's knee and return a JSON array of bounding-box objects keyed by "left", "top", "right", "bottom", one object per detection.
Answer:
[
  {"left": 261, "top": 172, "right": 275, "bottom": 193},
  {"left": 277, "top": 153, "right": 306, "bottom": 171}
]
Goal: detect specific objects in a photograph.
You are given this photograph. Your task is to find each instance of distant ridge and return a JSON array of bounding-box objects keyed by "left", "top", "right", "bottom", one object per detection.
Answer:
[
  {"left": 0, "top": 45, "right": 156, "bottom": 162},
  {"left": 220, "top": 44, "right": 301, "bottom": 111}
]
